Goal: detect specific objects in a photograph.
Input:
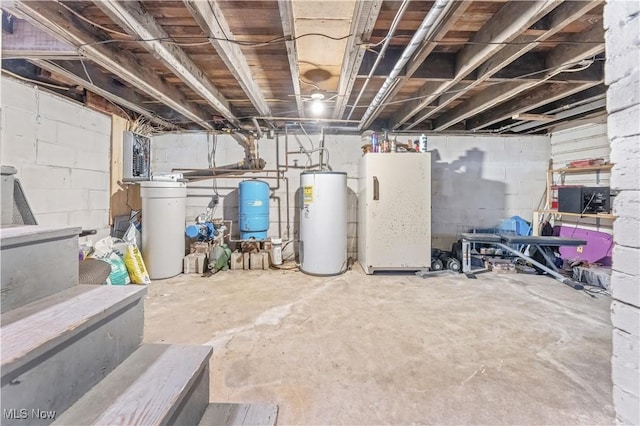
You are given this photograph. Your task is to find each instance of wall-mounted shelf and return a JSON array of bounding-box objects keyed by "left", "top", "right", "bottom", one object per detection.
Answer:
[
  {"left": 535, "top": 209, "right": 616, "bottom": 220},
  {"left": 545, "top": 163, "right": 614, "bottom": 209},
  {"left": 551, "top": 164, "right": 614, "bottom": 174}
]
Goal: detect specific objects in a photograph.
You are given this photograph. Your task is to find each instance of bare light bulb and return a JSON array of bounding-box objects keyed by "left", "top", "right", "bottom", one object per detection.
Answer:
[{"left": 311, "top": 99, "right": 325, "bottom": 115}]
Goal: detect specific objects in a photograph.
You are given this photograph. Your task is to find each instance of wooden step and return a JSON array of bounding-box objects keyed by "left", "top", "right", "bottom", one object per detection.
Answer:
[
  {"left": 1, "top": 225, "right": 81, "bottom": 311},
  {"left": 54, "top": 344, "right": 213, "bottom": 426},
  {"left": 1, "top": 285, "right": 145, "bottom": 425},
  {"left": 199, "top": 403, "right": 278, "bottom": 426}
]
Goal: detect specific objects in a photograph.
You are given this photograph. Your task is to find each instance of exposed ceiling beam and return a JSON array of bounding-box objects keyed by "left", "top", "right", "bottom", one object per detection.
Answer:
[
  {"left": 358, "top": 50, "right": 602, "bottom": 83},
  {"left": 512, "top": 113, "right": 557, "bottom": 121},
  {"left": 277, "top": 0, "right": 304, "bottom": 118},
  {"left": 510, "top": 98, "right": 606, "bottom": 133},
  {"left": 357, "top": 0, "right": 471, "bottom": 129},
  {"left": 31, "top": 59, "right": 179, "bottom": 129},
  {"left": 2, "top": 19, "right": 78, "bottom": 59},
  {"left": 415, "top": 0, "right": 602, "bottom": 126},
  {"left": 467, "top": 84, "right": 606, "bottom": 131},
  {"left": 491, "top": 52, "right": 603, "bottom": 83},
  {"left": 183, "top": 0, "right": 271, "bottom": 117},
  {"left": 433, "top": 22, "right": 605, "bottom": 130},
  {"left": 391, "top": 0, "right": 563, "bottom": 130},
  {"left": 333, "top": 0, "right": 382, "bottom": 119},
  {"left": 94, "top": 0, "right": 239, "bottom": 128},
  {"left": 4, "top": 0, "right": 215, "bottom": 130}
]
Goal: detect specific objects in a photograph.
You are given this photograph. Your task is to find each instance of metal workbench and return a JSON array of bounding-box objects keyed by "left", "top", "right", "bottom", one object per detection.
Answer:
[{"left": 460, "top": 233, "right": 587, "bottom": 289}]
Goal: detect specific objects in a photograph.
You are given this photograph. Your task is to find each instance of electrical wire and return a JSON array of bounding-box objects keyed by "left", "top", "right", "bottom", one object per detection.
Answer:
[
  {"left": 76, "top": 32, "right": 353, "bottom": 49},
  {"left": 299, "top": 79, "right": 323, "bottom": 91},
  {"left": 58, "top": 2, "right": 132, "bottom": 38},
  {"left": 79, "top": 58, "right": 94, "bottom": 86},
  {"left": 1, "top": 69, "right": 71, "bottom": 91}
]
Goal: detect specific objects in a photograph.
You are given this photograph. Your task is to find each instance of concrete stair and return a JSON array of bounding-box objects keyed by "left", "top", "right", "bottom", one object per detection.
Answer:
[{"left": 0, "top": 224, "right": 278, "bottom": 426}]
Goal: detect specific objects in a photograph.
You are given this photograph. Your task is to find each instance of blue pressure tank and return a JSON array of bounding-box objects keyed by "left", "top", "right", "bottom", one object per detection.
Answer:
[{"left": 239, "top": 180, "right": 269, "bottom": 239}]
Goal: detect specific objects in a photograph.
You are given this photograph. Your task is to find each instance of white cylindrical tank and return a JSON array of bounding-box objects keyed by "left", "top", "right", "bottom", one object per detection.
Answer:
[
  {"left": 299, "top": 171, "right": 347, "bottom": 275},
  {"left": 140, "top": 181, "right": 187, "bottom": 279}
]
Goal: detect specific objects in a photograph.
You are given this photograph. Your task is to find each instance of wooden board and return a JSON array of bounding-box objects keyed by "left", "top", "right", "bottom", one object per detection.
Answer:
[
  {"left": 1, "top": 285, "right": 145, "bottom": 421},
  {"left": 1, "top": 285, "right": 145, "bottom": 373},
  {"left": 1, "top": 225, "right": 81, "bottom": 312},
  {"left": 109, "top": 115, "right": 141, "bottom": 224},
  {"left": 54, "top": 344, "right": 213, "bottom": 426},
  {"left": 199, "top": 403, "right": 278, "bottom": 426}
]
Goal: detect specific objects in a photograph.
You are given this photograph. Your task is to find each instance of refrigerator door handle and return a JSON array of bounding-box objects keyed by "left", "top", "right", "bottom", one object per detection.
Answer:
[{"left": 373, "top": 176, "right": 379, "bottom": 200}]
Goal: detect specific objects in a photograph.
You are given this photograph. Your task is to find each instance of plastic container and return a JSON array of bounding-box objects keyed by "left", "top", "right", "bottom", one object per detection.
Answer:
[
  {"left": 271, "top": 238, "right": 283, "bottom": 265},
  {"left": 419, "top": 134, "right": 428, "bottom": 152},
  {"left": 239, "top": 180, "right": 270, "bottom": 239},
  {"left": 140, "top": 181, "right": 187, "bottom": 279}
]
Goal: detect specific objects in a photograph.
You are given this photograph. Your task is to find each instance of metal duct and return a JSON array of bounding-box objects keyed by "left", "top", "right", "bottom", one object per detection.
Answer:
[
  {"left": 358, "top": 0, "right": 453, "bottom": 131},
  {"left": 345, "top": 0, "right": 411, "bottom": 120}
]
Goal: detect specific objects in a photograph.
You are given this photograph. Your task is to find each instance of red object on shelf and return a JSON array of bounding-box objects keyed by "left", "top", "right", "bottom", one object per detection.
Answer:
[
  {"left": 551, "top": 201, "right": 558, "bottom": 209},
  {"left": 568, "top": 159, "right": 604, "bottom": 168}
]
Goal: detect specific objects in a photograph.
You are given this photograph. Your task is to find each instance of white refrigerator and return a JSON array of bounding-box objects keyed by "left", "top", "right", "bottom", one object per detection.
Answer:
[{"left": 358, "top": 153, "right": 431, "bottom": 274}]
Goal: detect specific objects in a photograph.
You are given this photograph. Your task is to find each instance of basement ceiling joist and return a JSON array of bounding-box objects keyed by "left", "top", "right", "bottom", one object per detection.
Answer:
[{"left": 1, "top": 0, "right": 606, "bottom": 134}]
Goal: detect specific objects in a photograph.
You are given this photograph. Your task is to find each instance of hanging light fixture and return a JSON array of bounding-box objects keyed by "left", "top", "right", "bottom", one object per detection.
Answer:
[{"left": 310, "top": 91, "right": 325, "bottom": 116}]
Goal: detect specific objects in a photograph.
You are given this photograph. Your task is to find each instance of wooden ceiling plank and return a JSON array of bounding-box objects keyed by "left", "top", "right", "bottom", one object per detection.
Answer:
[
  {"left": 410, "top": 0, "right": 603, "bottom": 127},
  {"left": 6, "top": 0, "right": 214, "bottom": 129},
  {"left": 333, "top": 0, "right": 382, "bottom": 119},
  {"left": 277, "top": 0, "right": 304, "bottom": 118},
  {"left": 391, "top": 0, "right": 563, "bottom": 130},
  {"left": 94, "top": 0, "right": 238, "bottom": 127},
  {"left": 183, "top": 0, "right": 271, "bottom": 117},
  {"left": 433, "top": 23, "right": 605, "bottom": 131},
  {"left": 469, "top": 83, "right": 603, "bottom": 130},
  {"left": 31, "top": 59, "right": 178, "bottom": 129}
]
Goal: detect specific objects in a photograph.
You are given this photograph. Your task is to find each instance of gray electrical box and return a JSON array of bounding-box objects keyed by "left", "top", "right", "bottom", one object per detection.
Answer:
[{"left": 123, "top": 132, "right": 151, "bottom": 179}]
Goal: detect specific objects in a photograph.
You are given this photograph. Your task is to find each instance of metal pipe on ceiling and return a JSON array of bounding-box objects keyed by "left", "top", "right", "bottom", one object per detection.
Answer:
[
  {"left": 357, "top": 0, "right": 454, "bottom": 131},
  {"left": 252, "top": 117, "right": 263, "bottom": 139},
  {"left": 345, "top": 0, "right": 411, "bottom": 121},
  {"left": 256, "top": 117, "right": 360, "bottom": 123}
]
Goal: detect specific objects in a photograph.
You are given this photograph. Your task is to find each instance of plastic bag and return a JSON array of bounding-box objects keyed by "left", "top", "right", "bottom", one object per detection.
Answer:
[
  {"left": 124, "top": 244, "right": 151, "bottom": 284},
  {"left": 92, "top": 237, "right": 126, "bottom": 259},
  {"left": 123, "top": 223, "right": 138, "bottom": 246},
  {"left": 101, "top": 252, "right": 131, "bottom": 285},
  {"left": 122, "top": 222, "right": 150, "bottom": 284}
]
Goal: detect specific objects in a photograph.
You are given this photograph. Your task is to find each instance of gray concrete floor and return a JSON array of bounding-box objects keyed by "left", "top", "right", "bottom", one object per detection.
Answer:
[{"left": 144, "top": 265, "right": 614, "bottom": 425}]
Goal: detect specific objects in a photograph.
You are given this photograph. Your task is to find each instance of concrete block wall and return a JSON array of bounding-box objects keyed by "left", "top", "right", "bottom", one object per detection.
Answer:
[
  {"left": 605, "top": 0, "right": 640, "bottom": 424},
  {"left": 415, "top": 134, "right": 549, "bottom": 249},
  {"left": 0, "top": 77, "right": 112, "bottom": 241},
  {"left": 152, "top": 132, "right": 549, "bottom": 257}
]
